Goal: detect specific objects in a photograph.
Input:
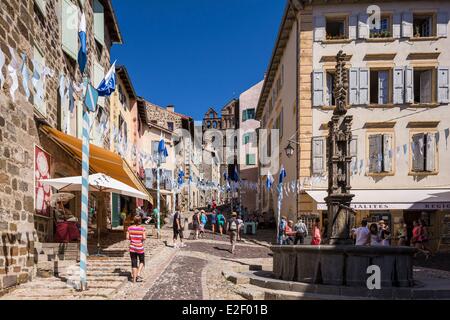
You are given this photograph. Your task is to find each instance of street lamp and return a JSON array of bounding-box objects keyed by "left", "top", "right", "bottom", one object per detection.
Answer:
[{"left": 284, "top": 141, "right": 296, "bottom": 158}]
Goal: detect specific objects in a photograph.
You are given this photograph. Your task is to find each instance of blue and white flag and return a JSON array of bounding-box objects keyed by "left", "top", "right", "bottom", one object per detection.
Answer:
[
  {"left": 97, "top": 61, "right": 116, "bottom": 97},
  {"left": 279, "top": 166, "right": 287, "bottom": 185},
  {"left": 0, "top": 48, "right": 5, "bottom": 88},
  {"left": 84, "top": 83, "right": 99, "bottom": 112},
  {"left": 266, "top": 172, "right": 274, "bottom": 190},
  {"left": 223, "top": 171, "right": 228, "bottom": 181},
  {"left": 78, "top": 13, "right": 87, "bottom": 74},
  {"left": 232, "top": 166, "right": 240, "bottom": 182},
  {"left": 178, "top": 170, "right": 185, "bottom": 186},
  {"left": 158, "top": 139, "right": 169, "bottom": 158}
]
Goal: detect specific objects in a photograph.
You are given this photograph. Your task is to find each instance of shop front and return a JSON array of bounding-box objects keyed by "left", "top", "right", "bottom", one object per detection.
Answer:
[{"left": 306, "top": 189, "right": 450, "bottom": 252}]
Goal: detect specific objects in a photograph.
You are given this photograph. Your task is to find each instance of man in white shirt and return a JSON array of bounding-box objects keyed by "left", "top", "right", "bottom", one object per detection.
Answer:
[{"left": 354, "top": 220, "right": 370, "bottom": 246}]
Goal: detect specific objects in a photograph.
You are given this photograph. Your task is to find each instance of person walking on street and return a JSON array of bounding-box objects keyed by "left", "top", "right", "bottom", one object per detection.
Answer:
[
  {"left": 217, "top": 211, "right": 226, "bottom": 235},
  {"left": 294, "top": 219, "right": 308, "bottom": 245},
  {"left": 412, "top": 220, "right": 431, "bottom": 259},
  {"left": 311, "top": 218, "right": 322, "bottom": 246},
  {"left": 278, "top": 216, "right": 288, "bottom": 245},
  {"left": 172, "top": 209, "right": 185, "bottom": 248},
  {"left": 236, "top": 215, "right": 244, "bottom": 241},
  {"left": 397, "top": 218, "right": 408, "bottom": 246},
  {"left": 378, "top": 220, "right": 391, "bottom": 246},
  {"left": 284, "top": 220, "right": 296, "bottom": 245},
  {"left": 369, "top": 223, "right": 382, "bottom": 246},
  {"left": 210, "top": 210, "right": 217, "bottom": 234},
  {"left": 354, "top": 219, "right": 370, "bottom": 246},
  {"left": 199, "top": 210, "right": 207, "bottom": 239},
  {"left": 126, "top": 216, "right": 146, "bottom": 283},
  {"left": 228, "top": 212, "right": 239, "bottom": 254},
  {"left": 192, "top": 210, "right": 201, "bottom": 240}
]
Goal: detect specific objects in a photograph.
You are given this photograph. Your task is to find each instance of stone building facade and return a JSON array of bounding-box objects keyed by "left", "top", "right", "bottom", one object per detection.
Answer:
[{"left": 0, "top": 0, "right": 121, "bottom": 292}]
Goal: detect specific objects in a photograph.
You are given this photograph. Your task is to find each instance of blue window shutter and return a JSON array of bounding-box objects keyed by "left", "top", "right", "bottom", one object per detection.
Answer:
[
  {"left": 393, "top": 13, "right": 402, "bottom": 38},
  {"left": 358, "top": 68, "right": 369, "bottom": 105},
  {"left": 437, "top": 12, "right": 448, "bottom": 38},
  {"left": 405, "top": 67, "right": 414, "bottom": 104},
  {"left": 438, "top": 67, "right": 450, "bottom": 104},
  {"left": 314, "top": 16, "right": 326, "bottom": 42},
  {"left": 378, "top": 71, "right": 389, "bottom": 105},
  {"left": 349, "top": 15, "right": 358, "bottom": 39},
  {"left": 402, "top": 12, "right": 413, "bottom": 38},
  {"left": 61, "top": 0, "right": 78, "bottom": 60},
  {"left": 393, "top": 67, "right": 405, "bottom": 104},
  {"left": 313, "top": 70, "right": 324, "bottom": 107},
  {"left": 358, "top": 14, "right": 369, "bottom": 39},
  {"left": 349, "top": 68, "right": 359, "bottom": 105},
  {"left": 93, "top": 0, "right": 105, "bottom": 45}
]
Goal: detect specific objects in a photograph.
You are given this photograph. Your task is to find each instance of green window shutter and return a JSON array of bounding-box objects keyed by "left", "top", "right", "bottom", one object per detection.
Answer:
[
  {"left": 242, "top": 110, "right": 247, "bottom": 122},
  {"left": 246, "top": 154, "right": 256, "bottom": 166},
  {"left": 93, "top": 62, "right": 105, "bottom": 107},
  {"left": 33, "top": 46, "right": 46, "bottom": 116},
  {"left": 35, "top": 0, "right": 46, "bottom": 16},
  {"left": 243, "top": 134, "right": 250, "bottom": 145},
  {"left": 61, "top": 0, "right": 79, "bottom": 60},
  {"left": 93, "top": 0, "right": 105, "bottom": 46}
]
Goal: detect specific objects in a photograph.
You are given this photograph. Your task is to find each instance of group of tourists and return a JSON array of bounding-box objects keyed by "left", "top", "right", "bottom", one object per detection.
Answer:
[{"left": 278, "top": 217, "right": 322, "bottom": 246}]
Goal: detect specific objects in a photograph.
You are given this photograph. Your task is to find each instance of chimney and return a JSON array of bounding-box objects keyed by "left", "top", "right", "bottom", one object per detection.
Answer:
[{"left": 166, "top": 105, "right": 175, "bottom": 113}]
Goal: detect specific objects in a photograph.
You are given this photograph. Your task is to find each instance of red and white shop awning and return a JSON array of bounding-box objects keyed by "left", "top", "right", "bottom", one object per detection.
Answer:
[{"left": 306, "top": 189, "right": 450, "bottom": 211}]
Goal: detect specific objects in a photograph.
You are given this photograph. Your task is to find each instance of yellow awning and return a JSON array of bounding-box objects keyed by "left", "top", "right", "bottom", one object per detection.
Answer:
[{"left": 41, "top": 126, "right": 153, "bottom": 205}]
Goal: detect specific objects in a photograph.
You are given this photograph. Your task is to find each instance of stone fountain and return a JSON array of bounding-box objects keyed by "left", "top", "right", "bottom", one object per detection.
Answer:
[{"left": 271, "top": 51, "right": 416, "bottom": 289}]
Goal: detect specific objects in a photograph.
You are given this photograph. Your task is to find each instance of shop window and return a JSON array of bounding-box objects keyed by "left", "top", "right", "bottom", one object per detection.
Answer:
[
  {"left": 370, "top": 16, "right": 391, "bottom": 38},
  {"left": 411, "top": 132, "right": 437, "bottom": 173},
  {"left": 326, "top": 17, "right": 347, "bottom": 40},
  {"left": 370, "top": 70, "right": 390, "bottom": 105},
  {"left": 368, "top": 134, "right": 393, "bottom": 174},
  {"left": 413, "top": 14, "right": 434, "bottom": 37},
  {"left": 413, "top": 69, "right": 433, "bottom": 104}
]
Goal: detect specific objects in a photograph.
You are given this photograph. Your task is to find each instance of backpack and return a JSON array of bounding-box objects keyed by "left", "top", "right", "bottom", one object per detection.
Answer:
[{"left": 229, "top": 219, "right": 237, "bottom": 231}]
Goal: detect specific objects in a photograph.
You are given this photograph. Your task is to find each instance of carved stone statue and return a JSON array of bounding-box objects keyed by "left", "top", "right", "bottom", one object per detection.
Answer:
[{"left": 325, "top": 51, "right": 356, "bottom": 245}]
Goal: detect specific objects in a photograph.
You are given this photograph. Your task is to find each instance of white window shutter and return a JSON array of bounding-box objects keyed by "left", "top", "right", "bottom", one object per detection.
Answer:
[
  {"left": 405, "top": 67, "right": 414, "bottom": 104},
  {"left": 437, "top": 67, "right": 450, "bottom": 104},
  {"left": 383, "top": 134, "right": 393, "bottom": 172},
  {"left": 93, "top": 0, "right": 105, "bottom": 45},
  {"left": 358, "top": 68, "right": 369, "bottom": 105},
  {"left": 402, "top": 12, "right": 413, "bottom": 38},
  {"left": 393, "top": 13, "right": 402, "bottom": 38},
  {"left": 312, "top": 138, "right": 325, "bottom": 174},
  {"left": 378, "top": 71, "right": 389, "bottom": 104},
  {"left": 426, "top": 133, "right": 436, "bottom": 172},
  {"left": 393, "top": 67, "right": 405, "bottom": 104},
  {"left": 420, "top": 70, "right": 432, "bottom": 103},
  {"left": 369, "top": 135, "right": 383, "bottom": 173},
  {"left": 349, "top": 68, "right": 359, "bottom": 105},
  {"left": 312, "top": 70, "right": 324, "bottom": 107},
  {"left": 358, "top": 14, "right": 369, "bottom": 39},
  {"left": 349, "top": 15, "right": 358, "bottom": 40},
  {"left": 61, "top": 0, "right": 79, "bottom": 60},
  {"left": 314, "top": 16, "right": 326, "bottom": 42},
  {"left": 437, "top": 12, "right": 448, "bottom": 38},
  {"left": 33, "top": 46, "right": 46, "bottom": 116},
  {"left": 326, "top": 73, "right": 334, "bottom": 106},
  {"left": 412, "top": 133, "right": 425, "bottom": 172}
]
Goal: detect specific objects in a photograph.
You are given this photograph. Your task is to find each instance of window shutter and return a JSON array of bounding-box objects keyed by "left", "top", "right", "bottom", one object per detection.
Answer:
[
  {"left": 314, "top": 16, "right": 326, "bottom": 42},
  {"left": 350, "top": 137, "right": 358, "bottom": 159},
  {"left": 313, "top": 70, "right": 324, "bottom": 107},
  {"left": 61, "top": 0, "right": 79, "bottom": 60},
  {"left": 402, "top": 12, "right": 413, "bottom": 38},
  {"left": 145, "top": 169, "right": 153, "bottom": 189},
  {"left": 349, "top": 15, "right": 358, "bottom": 39},
  {"left": 405, "top": 67, "right": 414, "bottom": 104},
  {"left": 93, "top": 0, "right": 105, "bottom": 45},
  {"left": 383, "top": 134, "right": 393, "bottom": 172},
  {"left": 369, "top": 135, "right": 383, "bottom": 173},
  {"left": 33, "top": 46, "right": 46, "bottom": 116},
  {"left": 358, "top": 14, "right": 369, "bottom": 39},
  {"left": 426, "top": 133, "right": 436, "bottom": 172},
  {"left": 412, "top": 133, "right": 425, "bottom": 172},
  {"left": 437, "top": 12, "right": 448, "bottom": 37},
  {"left": 242, "top": 110, "right": 247, "bottom": 122},
  {"left": 393, "top": 67, "right": 405, "bottom": 104},
  {"left": 312, "top": 138, "right": 325, "bottom": 174},
  {"left": 378, "top": 71, "right": 389, "bottom": 104},
  {"left": 349, "top": 68, "right": 359, "bottom": 105},
  {"left": 359, "top": 68, "right": 369, "bottom": 105},
  {"left": 326, "top": 73, "right": 334, "bottom": 106},
  {"left": 246, "top": 154, "right": 256, "bottom": 166},
  {"left": 420, "top": 70, "right": 432, "bottom": 103},
  {"left": 35, "top": 0, "right": 46, "bottom": 16},
  {"left": 437, "top": 67, "right": 450, "bottom": 104},
  {"left": 152, "top": 141, "right": 159, "bottom": 159},
  {"left": 93, "top": 62, "right": 105, "bottom": 107},
  {"left": 393, "top": 13, "right": 402, "bottom": 38}
]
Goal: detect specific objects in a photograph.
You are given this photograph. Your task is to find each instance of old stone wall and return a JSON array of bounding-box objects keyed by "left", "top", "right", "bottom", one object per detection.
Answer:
[{"left": 0, "top": 0, "right": 116, "bottom": 292}]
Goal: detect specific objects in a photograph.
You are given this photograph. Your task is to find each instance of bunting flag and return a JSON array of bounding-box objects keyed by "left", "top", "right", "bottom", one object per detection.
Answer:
[
  {"left": 20, "top": 53, "right": 30, "bottom": 99},
  {"left": 68, "top": 80, "right": 75, "bottom": 113},
  {"left": 445, "top": 128, "right": 450, "bottom": 149},
  {"left": 8, "top": 46, "right": 20, "bottom": 102},
  {"left": 84, "top": 83, "right": 99, "bottom": 112},
  {"left": 78, "top": 12, "right": 87, "bottom": 74},
  {"left": 0, "top": 48, "right": 5, "bottom": 88},
  {"left": 266, "top": 171, "right": 274, "bottom": 190},
  {"left": 97, "top": 61, "right": 116, "bottom": 97}
]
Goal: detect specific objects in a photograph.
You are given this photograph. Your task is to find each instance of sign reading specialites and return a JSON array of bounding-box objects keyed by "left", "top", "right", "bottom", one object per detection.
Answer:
[
  {"left": 317, "top": 203, "right": 450, "bottom": 211},
  {"left": 35, "top": 146, "right": 52, "bottom": 217}
]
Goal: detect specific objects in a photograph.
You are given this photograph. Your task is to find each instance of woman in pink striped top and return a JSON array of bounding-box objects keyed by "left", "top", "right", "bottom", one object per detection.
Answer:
[{"left": 126, "top": 216, "right": 147, "bottom": 283}]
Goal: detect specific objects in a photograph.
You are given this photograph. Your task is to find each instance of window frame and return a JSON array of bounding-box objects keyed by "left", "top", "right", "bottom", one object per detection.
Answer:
[
  {"left": 412, "top": 67, "right": 437, "bottom": 105},
  {"left": 412, "top": 12, "right": 436, "bottom": 38},
  {"left": 369, "top": 14, "right": 393, "bottom": 39},
  {"left": 325, "top": 15, "right": 349, "bottom": 40},
  {"left": 366, "top": 130, "right": 396, "bottom": 176},
  {"left": 369, "top": 68, "right": 393, "bottom": 106}
]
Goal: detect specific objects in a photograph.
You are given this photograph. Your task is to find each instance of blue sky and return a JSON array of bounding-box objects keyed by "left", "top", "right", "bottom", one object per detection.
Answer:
[{"left": 111, "top": 0, "right": 286, "bottom": 121}]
